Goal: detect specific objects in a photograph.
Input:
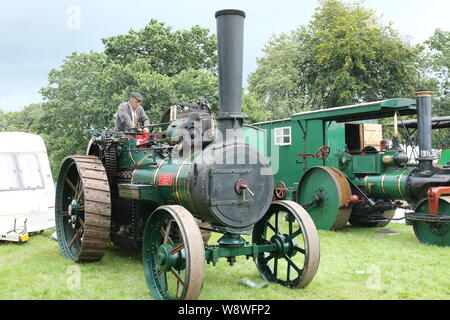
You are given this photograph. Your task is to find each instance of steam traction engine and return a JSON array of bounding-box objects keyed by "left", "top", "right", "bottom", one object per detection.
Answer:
[
  {"left": 248, "top": 91, "right": 450, "bottom": 246},
  {"left": 54, "top": 10, "right": 320, "bottom": 300}
]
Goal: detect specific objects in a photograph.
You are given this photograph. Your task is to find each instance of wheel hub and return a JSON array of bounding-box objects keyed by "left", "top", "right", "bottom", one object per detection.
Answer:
[
  {"left": 157, "top": 244, "right": 185, "bottom": 272},
  {"left": 312, "top": 189, "right": 328, "bottom": 214},
  {"left": 68, "top": 199, "right": 83, "bottom": 227},
  {"left": 270, "top": 234, "right": 297, "bottom": 259},
  {"left": 429, "top": 222, "right": 449, "bottom": 236}
]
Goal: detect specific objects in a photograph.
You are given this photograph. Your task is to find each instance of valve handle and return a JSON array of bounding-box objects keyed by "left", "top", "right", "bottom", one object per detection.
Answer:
[
  {"left": 316, "top": 145, "right": 331, "bottom": 160},
  {"left": 275, "top": 181, "right": 287, "bottom": 199}
]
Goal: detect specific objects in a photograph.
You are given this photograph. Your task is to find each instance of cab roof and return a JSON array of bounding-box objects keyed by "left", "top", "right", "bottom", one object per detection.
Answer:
[{"left": 291, "top": 98, "right": 417, "bottom": 122}]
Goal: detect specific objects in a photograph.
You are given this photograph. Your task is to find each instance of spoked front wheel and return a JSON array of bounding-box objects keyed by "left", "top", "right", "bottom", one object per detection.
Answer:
[
  {"left": 252, "top": 200, "right": 320, "bottom": 288},
  {"left": 142, "top": 205, "right": 205, "bottom": 300}
]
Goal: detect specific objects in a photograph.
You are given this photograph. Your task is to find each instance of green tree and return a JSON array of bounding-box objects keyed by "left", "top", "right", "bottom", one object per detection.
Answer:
[
  {"left": 37, "top": 21, "right": 218, "bottom": 175},
  {"left": 421, "top": 29, "right": 450, "bottom": 149},
  {"left": 249, "top": 0, "right": 423, "bottom": 120},
  {"left": 103, "top": 21, "right": 217, "bottom": 76},
  {"left": 242, "top": 92, "right": 270, "bottom": 123}
]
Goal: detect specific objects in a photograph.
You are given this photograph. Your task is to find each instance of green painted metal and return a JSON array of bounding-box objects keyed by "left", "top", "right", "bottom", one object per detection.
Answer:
[
  {"left": 352, "top": 154, "right": 384, "bottom": 174},
  {"left": 363, "top": 168, "right": 414, "bottom": 200},
  {"left": 291, "top": 99, "right": 416, "bottom": 122},
  {"left": 246, "top": 101, "right": 411, "bottom": 198},
  {"left": 413, "top": 197, "right": 450, "bottom": 246},
  {"left": 247, "top": 98, "right": 420, "bottom": 231},
  {"left": 204, "top": 243, "right": 278, "bottom": 265},
  {"left": 297, "top": 167, "right": 351, "bottom": 230},
  {"left": 438, "top": 149, "right": 450, "bottom": 166}
]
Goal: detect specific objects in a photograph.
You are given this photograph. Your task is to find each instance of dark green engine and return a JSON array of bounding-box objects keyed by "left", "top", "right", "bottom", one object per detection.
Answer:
[{"left": 54, "top": 10, "right": 320, "bottom": 300}]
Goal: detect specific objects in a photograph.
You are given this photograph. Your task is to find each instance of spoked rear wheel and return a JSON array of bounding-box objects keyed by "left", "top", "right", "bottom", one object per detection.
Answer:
[
  {"left": 55, "top": 156, "right": 111, "bottom": 262},
  {"left": 142, "top": 205, "right": 205, "bottom": 300},
  {"left": 252, "top": 200, "right": 320, "bottom": 288}
]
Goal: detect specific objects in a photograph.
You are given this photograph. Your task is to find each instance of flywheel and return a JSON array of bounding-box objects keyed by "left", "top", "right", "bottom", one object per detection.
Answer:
[{"left": 55, "top": 155, "right": 111, "bottom": 262}]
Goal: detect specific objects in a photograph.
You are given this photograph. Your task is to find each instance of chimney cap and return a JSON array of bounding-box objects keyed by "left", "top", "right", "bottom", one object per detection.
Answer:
[
  {"left": 215, "top": 9, "right": 246, "bottom": 18},
  {"left": 415, "top": 90, "right": 433, "bottom": 97}
]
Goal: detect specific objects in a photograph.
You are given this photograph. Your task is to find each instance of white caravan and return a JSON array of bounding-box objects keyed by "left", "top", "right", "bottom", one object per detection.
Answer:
[{"left": 0, "top": 132, "right": 55, "bottom": 242}]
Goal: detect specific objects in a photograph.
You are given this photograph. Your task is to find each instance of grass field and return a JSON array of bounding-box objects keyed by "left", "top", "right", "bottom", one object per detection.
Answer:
[{"left": 0, "top": 222, "right": 449, "bottom": 300}]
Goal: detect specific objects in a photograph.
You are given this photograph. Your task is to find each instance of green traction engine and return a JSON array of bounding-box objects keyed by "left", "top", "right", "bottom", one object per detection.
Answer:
[
  {"left": 248, "top": 91, "right": 450, "bottom": 246},
  {"left": 54, "top": 10, "right": 320, "bottom": 300}
]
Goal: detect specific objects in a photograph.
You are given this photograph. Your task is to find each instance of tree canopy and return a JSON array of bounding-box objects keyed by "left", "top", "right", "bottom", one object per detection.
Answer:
[
  {"left": 26, "top": 21, "right": 218, "bottom": 173},
  {"left": 248, "top": 0, "right": 424, "bottom": 120},
  {"left": 2, "top": 1, "right": 449, "bottom": 173},
  {"left": 421, "top": 29, "right": 450, "bottom": 149}
]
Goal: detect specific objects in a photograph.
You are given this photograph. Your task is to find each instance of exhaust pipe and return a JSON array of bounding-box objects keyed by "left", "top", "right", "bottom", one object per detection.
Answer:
[
  {"left": 416, "top": 90, "right": 435, "bottom": 176},
  {"left": 215, "top": 9, "right": 246, "bottom": 139}
]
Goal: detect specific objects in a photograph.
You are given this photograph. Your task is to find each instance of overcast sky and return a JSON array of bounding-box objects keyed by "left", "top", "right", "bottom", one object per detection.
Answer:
[{"left": 0, "top": 0, "right": 449, "bottom": 112}]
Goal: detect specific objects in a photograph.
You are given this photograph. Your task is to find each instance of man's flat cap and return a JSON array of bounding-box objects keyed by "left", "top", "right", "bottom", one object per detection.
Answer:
[{"left": 130, "top": 92, "right": 144, "bottom": 101}]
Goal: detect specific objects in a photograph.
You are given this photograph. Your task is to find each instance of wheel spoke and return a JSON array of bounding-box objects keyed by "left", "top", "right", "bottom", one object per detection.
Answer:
[
  {"left": 78, "top": 217, "right": 85, "bottom": 229},
  {"left": 66, "top": 178, "right": 78, "bottom": 196},
  {"left": 163, "top": 220, "right": 172, "bottom": 245},
  {"left": 274, "top": 257, "right": 278, "bottom": 277},
  {"left": 76, "top": 178, "right": 83, "bottom": 201},
  {"left": 287, "top": 262, "right": 291, "bottom": 282},
  {"left": 289, "top": 218, "right": 293, "bottom": 234},
  {"left": 68, "top": 228, "right": 81, "bottom": 248},
  {"left": 275, "top": 211, "right": 279, "bottom": 233},
  {"left": 170, "top": 268, "right": 185, "bottom": 287},
  {"left": 176, "top": 276, "right": 181, "bottom": 298},
  {"left": 266, "top": 221, "right": 277, "bottom": 233},
  {"left": 160, "top": 223, "right": 175, "bottom": 245},
  {"left": 286, "top": 228, "right": 302, "bottom": 241},
  {"left": 294, "top": 246, "right": 306, "bottom": 255},
  {"left": 171, "top": 243, "right": 185, "bottom": 254},
  {"left": 263, "top": 254, "right": 274, "bottom": 264},
  {"left": 283, "top": 253, "right": 303, "bottom": 275}
]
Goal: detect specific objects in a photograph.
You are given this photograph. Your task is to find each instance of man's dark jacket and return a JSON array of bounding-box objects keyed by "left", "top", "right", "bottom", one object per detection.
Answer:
[{"left": 115, "top": 102, "right": 150, "bottom": 131}]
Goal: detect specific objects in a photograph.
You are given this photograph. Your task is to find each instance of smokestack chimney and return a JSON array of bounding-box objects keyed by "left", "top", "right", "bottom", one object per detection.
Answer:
[
  {"left": 215, "top": 9, "right": 246, "bottom": 139},
  {"left": 416, "top": 90, "right": 435, "bottom": 176}
]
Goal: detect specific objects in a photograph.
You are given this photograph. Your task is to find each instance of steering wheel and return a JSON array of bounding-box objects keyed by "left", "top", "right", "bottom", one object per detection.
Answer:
[{"left": 315, "top": 145, "right": 331, "bottom": 160}]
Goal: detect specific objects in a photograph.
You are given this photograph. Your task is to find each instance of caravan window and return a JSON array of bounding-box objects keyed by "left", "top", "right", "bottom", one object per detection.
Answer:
[
  {"left": 16, "top": 154, "right": 44, "bottom": 189},
  {"left": 0, "top": 155, "right": 21, "bottom": 190}
]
